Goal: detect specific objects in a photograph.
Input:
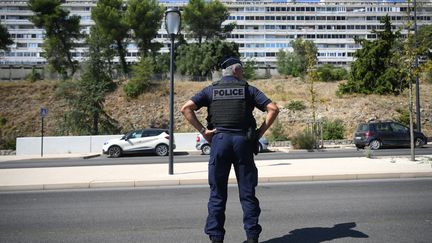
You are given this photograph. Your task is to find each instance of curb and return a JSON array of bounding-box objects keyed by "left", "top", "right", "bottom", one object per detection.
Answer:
[
  {"left": 83, "top": 154, "right": 101, "bottom": 159},
  {"left": 1, "top": 172, "right": 431, "bottom": 192}
]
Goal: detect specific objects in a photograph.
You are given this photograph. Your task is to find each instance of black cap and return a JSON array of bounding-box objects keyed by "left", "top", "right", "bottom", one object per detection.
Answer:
[{"left": 219, "top": 56, "right": 242, "bottom": 69}]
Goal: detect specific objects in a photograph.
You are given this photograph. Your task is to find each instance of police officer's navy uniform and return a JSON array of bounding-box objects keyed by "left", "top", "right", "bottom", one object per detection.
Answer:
[{"left": 191, "top": 73, "right": 271, "bottom": 242}]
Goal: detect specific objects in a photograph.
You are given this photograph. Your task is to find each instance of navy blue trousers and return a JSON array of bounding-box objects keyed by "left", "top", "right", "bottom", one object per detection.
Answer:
[{"left": 205, "top": 133, "right": 262, "bottom": 241}]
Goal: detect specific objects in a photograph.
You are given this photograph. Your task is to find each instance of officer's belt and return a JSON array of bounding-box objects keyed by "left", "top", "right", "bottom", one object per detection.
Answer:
[{"left": 215, "top": 129, "right": 247, "bottom": 135}]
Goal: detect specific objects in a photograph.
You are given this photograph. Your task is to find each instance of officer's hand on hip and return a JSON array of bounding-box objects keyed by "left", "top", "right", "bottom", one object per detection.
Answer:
[{"left": 202, "top": 129, "right": 216, "bottom": 143}]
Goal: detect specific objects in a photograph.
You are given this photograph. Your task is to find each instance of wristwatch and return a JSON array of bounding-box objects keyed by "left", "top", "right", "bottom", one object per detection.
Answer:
[{"left": 199, "top": 127, "right": 206, "bottom": 134}]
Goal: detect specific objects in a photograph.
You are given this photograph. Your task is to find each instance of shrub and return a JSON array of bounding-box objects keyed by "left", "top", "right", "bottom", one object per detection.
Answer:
[
  {"left": 123, "top": 57, "right": 153, "bottom": 98},
  {"left": 0, "top": 135, "right": 16, "bottom": 150},
  {"left": 291, "top": 131, "right": 316, "bottom": 150},
  {"left": 123, "top": 79, "right": 147, "bottom": 98},
  {"left": 285, "top": 100, "right": 306, "bottom": 112},
  {"left": 243, "top": 60, "right": 257, "bottom": 80},
  {"left": 0, "top": 116, "right": 6, "bottom": 126},
  {"left": 424, "top": 69, "right": 432, "bottom": 84},
  {"left": 364, "top": 147, "right": 373, "bottom": 158},
  {"left": 268, "top": 119, "right": 289, "bottom": 141},
  {"left": 321, "top": 118, "right": 345, "bottom": 140},
  {"left": 25, "top": 67, "right": 43, "bottom": 82},
  {"left": 317, "top": 64, "right": 348, "bottom": 82},
  {"left": 395, "top": 108, "right": 410, "bottom": 127}
]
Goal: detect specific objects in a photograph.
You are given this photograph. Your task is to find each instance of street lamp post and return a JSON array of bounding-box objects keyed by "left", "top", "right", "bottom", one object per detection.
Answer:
[
  {"left": 165, "top": 8, "right": 181, "bottom": 175},
  {"left": 414, "top": 0, "right": 421, "bottom": 132}
]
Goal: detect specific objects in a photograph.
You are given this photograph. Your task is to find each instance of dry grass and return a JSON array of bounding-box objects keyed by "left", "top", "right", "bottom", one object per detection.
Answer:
[{"left": 1, "top": 77, "right": 431, "bottom": 141}]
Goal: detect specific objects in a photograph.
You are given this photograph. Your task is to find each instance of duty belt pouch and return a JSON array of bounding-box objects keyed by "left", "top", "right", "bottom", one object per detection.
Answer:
[
  {"left": 246, "top": 127, "right": 260, "bottom": 155},
  {"left": 246, "top": 126, "right": 256, "bottom": 142}
]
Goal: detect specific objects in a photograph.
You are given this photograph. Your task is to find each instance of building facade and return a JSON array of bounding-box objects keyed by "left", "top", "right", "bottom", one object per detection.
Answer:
[{"left": 1, "top": 0, "right": 431, "bottom": 69}]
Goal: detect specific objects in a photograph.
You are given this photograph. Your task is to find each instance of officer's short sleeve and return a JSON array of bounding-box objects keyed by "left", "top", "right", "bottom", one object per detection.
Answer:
[
  {"left": 249, "top": 86, "right": 271, "bottom": 112},
  {"left": 191, "top": 86, "right": 212, "bottom": 109}
]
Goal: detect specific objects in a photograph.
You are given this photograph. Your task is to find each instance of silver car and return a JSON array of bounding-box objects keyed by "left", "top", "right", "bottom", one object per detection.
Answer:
[{"left": 195, "top": 133, "right": 269, "bottom": 155}]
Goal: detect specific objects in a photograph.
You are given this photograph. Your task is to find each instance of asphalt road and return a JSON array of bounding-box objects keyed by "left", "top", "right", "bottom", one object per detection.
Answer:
[
  {"left": 1, "top": 179, "right": 431, "bottom": 243},
  {"left": 1, "top": 146, "right": 431, "bottom": 169}
]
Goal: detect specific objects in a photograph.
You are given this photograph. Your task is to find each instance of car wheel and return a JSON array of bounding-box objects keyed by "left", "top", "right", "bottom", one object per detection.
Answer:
[
  {"left": 369, "top": 140, "right": 381, "bottom": 150},
  {"left": 355, "top": 145, "right": 365, "bottom": 149},
  {"left": 415, "top": 138, "right": 425, "bottom": 148},
  {"left": 155, "top": 144, "right": 169, "bottom": 156},
  {"left": 108, "top": 146, "right": 122, "bottom": 158},
  {"left": 201, "top": 144, "right": 211, "bottom": 155}
]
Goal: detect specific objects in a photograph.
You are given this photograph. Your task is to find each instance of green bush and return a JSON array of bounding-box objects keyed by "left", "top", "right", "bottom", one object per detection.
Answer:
[
  {"left": 317, "top": 64, "right": 348, "bottom": 82},
  {"left": 285, "top": 100, "right": 306, "bottom": 111},
  {"left": 291, "top": 131, "right": 316, "bottom": 150},
  {"left": 124, "top": 57, "right": 153, "bottom": 98},
  {"left": 243, "top": 60, "right": 257, "bottom": 80},
  {"left": 395, "top": 108, "right": 410, "bottom": 127},
  {"left": 0, "top": 135, "right": 16, "bottom": 150},
  {"left": 123, "top": 79, "right": 147, "bottom": 98},
  {"left": 322, "top": 118, "right": 345, "bottom": 140},
  {"left": 268, "top": 119, "right": 289, "bottom": 141},
  {"left": 0, "top": 116, "right": 6, "bottom": 126},
  {"left": 25, "top": 67, "right": 43, "bottom": 82},
  {"left": 424, "top": 69, "right": 432, "bottom": 84}
]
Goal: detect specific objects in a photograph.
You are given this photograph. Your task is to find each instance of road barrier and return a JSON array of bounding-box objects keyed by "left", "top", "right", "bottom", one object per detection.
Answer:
[{"left": 16, "top": 133, "right": 198, "bottom": 156}]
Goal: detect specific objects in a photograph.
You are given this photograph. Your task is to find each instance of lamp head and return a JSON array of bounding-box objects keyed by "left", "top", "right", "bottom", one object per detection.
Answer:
[{"left": 165, "top": 8, "right": 181, "bottom": 36}]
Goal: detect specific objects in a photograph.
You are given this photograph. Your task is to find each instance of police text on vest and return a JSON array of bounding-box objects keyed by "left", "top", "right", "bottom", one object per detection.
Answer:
[{"left": 213, "top": 88, "right": 245, "bottom": 100}]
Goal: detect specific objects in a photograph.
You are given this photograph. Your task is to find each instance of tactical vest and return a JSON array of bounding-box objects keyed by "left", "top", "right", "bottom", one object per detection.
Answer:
[{"left": 207, "top": 80, "right": 255, "bottom": 129}]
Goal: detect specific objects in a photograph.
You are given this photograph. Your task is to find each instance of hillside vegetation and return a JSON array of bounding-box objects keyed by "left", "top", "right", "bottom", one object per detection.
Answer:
[{"left": 0, "top": 77, "right": 431, "bottom": 149}]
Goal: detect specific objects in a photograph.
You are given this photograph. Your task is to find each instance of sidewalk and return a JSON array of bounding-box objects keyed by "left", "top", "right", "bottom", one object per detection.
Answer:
[{"left": 0, "top": 152, "right": 431, "bottom": 191}]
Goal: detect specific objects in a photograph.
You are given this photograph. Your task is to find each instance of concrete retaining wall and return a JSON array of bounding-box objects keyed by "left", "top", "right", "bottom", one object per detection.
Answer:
[{"left": 16, "top": 133, "right": 199, "bottom": 156}]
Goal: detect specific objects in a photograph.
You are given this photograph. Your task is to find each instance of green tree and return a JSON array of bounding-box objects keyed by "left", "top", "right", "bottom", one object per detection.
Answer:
[
  {"left": 153, "top": 53, "right": 170, "bottom": 75},
  {"left": 417, "top": 25, "right": 432, "bottom": 60},
  {"left": 183, "top": 0, "right": 234, "bottom": 44},
  {"left": 92, "top": 0, "right": 130, "bottom": 76},
  {"left": 304, "top": 39, "right": 319, "bottom": 135},
  {"left": 88, "top": 25, "right": 117, "bottom": 78},
  {"left": 417, "top": 25, "right": 432, "bottom": 83},
  {"left": 125, "top": 0, "right": 164, "bottom": 56},
  {"left": 276, "top": 39, "right": 317, "bottom": 77},
  {"left": 338, "top": 15, "right": 404, "bottom": 95},
  {"left": 242, "top": 59, "right": 257, "bottom": 80},
  {"left": 276, "top": 50, "right": 288, "bottom": 76},
  {"left": 28, "top": 0, "right": 82, "bottom": 80},
  {"left": 0, "top": 24, "right": 13, "bottom": 51},
  {"left": 176, "top": 38, "right": 239, "bottom": 78},
  {"left": 57, "top": 26, "right": 119, "bottom": 135}
]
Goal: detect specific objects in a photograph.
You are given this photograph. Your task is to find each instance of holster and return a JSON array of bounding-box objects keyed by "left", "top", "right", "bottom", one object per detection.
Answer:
[{"left": 246, "top": 126, "right": 260, "bottom": 155}]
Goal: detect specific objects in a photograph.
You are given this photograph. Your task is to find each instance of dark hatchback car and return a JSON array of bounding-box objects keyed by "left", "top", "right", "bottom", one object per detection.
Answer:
[{"left": 354, "top": 121, "right": 428, "bottom": 150}]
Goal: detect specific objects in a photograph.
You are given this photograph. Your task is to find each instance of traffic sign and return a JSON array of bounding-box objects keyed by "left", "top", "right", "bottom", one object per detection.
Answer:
[{"left": 40, "top": 107, "right": 48, "bottom": 117}]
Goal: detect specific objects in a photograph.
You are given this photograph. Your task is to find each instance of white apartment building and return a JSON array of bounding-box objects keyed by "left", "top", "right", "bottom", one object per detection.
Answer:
[{"left": 1, "top": 0, "right": 431, "bottom": 69}]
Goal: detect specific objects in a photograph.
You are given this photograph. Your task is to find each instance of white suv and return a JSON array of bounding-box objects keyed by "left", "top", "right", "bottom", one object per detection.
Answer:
[{"left": 102, "top": 128, "right": 175, "bottom": 157}]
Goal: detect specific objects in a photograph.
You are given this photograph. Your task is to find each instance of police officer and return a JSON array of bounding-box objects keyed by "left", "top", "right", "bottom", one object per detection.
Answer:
[{"left": 181, "top": 56, "right": 279, "bottom": 243}]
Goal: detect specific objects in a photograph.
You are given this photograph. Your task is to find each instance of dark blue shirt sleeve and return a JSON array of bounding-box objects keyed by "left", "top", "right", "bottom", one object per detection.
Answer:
[
  {"left": 191, "top": 86, "right": 212, "bottom": 109},
  {"left": 249, "top": 85, "right": 271, "bottom": 112}
]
